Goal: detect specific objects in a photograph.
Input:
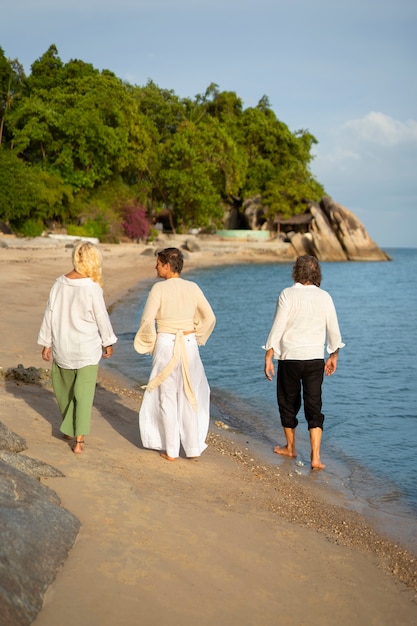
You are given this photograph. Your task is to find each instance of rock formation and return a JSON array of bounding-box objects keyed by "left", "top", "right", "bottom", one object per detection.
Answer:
[
  {"left": 0, "top": 373, "right": 80, "bottom": 626},
  {"left": 228, "top": 195, "right": 391, "bottom": 261},
  {"left": 284, "top": 197, "right": 390, "bottom": 261}
]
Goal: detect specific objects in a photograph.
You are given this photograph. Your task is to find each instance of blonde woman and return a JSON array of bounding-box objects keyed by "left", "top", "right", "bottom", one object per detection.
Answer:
[{"left": 38, "top": 241, "right": 117, "bottom": 453}]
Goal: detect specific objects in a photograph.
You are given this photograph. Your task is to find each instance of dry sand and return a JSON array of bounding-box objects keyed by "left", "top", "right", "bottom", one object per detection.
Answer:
[{"left": 0, "top": 236, "right": 416, "bottom": 626}]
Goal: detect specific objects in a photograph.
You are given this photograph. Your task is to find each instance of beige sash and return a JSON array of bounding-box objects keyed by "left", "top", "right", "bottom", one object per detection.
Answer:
[{"left": 143, "top": 330, "right": 197, "bottom": 411}]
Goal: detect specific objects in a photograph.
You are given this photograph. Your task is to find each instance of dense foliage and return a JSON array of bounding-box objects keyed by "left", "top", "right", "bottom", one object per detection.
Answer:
[{"left": 0, "top": 45, "right": 325, "bottom": 239}]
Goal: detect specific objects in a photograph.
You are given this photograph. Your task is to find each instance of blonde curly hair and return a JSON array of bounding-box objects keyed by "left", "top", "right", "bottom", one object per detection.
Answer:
[{"left": 72, "top": 242, "right": 103, "bottom": 287}]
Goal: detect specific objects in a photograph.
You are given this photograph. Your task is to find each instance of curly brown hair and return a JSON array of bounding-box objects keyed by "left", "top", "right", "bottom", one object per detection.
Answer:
[{"left": 292, "top": 255, "right": 322, "bottom": 287}]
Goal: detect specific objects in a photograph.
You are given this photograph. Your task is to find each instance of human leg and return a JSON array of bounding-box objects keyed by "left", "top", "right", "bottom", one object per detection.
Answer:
[
  {"left": 309, "top": 427, "right": 325, "bottom": 470},
  {"left": 70, "top": 364, "right": 98, "bottom": 452},
  {"left": 177, "top": 335, "right": 210, "bottom": 458},
  {"left": 139, "top": 334, "right": 181, "bottom": 459},
  {"left": 302, "top": 360, "right": 325, "bottom": 469},
  {"left": 159, "top": 366, "right": 181, "bottom": 459},
  {"left": 274, "top": 427, "right": 297, "bottom": 457},
  {"left": 52, "top": 364, "right": 76, "bottom": 436},
  {"left": 275, "top": 361, "right": 302, "bottom": 457}
]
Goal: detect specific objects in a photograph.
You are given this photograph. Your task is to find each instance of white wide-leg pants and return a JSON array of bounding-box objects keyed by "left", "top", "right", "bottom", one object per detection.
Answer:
[{"left": 139, "top": 333, "right": 210, "bottom": 458}]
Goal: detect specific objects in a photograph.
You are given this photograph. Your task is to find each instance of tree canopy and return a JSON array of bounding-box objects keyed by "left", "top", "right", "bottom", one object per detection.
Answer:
[{"left": 0, "top": 45, "right": 325, "bottom": 239}]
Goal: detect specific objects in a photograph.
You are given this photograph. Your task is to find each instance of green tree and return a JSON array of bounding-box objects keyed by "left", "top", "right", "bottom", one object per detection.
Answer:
[
  {"left": 0, "top": 47, "right": 25, "bottom": 146},
  {"left": 0, "top": 46, "right": 327, "bottom": 236},
  {"left": 155, "top": 113, "right": 250, "bottom": 231},
  {"left": 9, "top": 70, "right": 153, "bottom": 190},
  {"left": 28, "top": 44, "right": 63, "bottom": 92},
  {"left": 0, "top": 149, "right": 72, "bottom": 231}
]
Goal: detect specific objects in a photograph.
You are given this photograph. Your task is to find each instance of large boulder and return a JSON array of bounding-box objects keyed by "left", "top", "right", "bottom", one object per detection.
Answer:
[
  {"left": 0, "top": 421, "right": 27, "bottom": 453},
  {"left": 0, "top": 421, "right": 80, "bottom": 626},
  {"left": 318, "top": 197, "right": 390, "bottom": 261},
  {"left": 309, "top": 204, "right": 349, "bottom": 261},
  {"left": 285, "top": 198, "right": 390, "bottom": 261}
]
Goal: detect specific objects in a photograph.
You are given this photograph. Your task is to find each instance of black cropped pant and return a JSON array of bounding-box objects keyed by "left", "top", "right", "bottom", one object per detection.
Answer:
[{"left": 277, "top": 359, "right": 325, "bottom": 430}]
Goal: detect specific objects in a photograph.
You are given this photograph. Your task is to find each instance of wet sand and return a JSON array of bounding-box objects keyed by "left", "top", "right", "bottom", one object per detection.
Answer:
[{"left": 0, "top": 235, "right": 416, "bottom": 625}]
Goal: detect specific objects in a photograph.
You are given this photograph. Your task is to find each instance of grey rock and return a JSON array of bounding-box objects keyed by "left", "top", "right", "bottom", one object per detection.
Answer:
[
  {"left": 0, "top": 461, "right": 80, "bottom": 626},
  {"left": 5, "top": 364, "right": 51, "bottom": 386},
  {"left": 280, "top": 197, "right": 390, "bottom": 262},
  {"left": 141, "top": 246, "right": 157, "bottom": 256},
  {"left": 0, "top": 451, "right": 65, "bottom": 479},
  {"left": 0, "top": 421, "right": 27, "bottom": 453},
  {"left": 319, "top": 197, "right": 391, "bottom": 261},
  {"left": 309, "top": 204, "right": 348, "bottom": 261},
  {"left": 183, "top": 238, "right": 201, "bottom": 252}
]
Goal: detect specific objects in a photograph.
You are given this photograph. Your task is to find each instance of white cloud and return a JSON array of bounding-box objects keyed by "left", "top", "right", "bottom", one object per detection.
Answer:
[
  {"left": 320, "top": 147, "right": 361, "bottom": 164},
  {"left": 313, "top": 112, "right": 417, "bottom": 174},
  {"left": 340, "top": 112, "right": 417, "bottom": 147},
  {"left": 311, "top": 111, "right": 417, "bottom": 243}
]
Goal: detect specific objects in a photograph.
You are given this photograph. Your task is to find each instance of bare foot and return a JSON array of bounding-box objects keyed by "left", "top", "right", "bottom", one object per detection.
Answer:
[
  {"left": 273, "top": 445, "right": 297, "bottom": 458},
  {"left": 160, "top": 452, "right": 176, "bottom": 462},
  {"left": 311, "top": 457, "right": 325, "bottom": 470},
  {"left": 73, "top": 439, "right": 84, "bottom": 454}
]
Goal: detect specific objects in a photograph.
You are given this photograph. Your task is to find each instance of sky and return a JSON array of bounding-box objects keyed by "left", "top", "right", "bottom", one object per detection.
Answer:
[{"left": 1, "top": 0, "right": 416, "bottom": 247}]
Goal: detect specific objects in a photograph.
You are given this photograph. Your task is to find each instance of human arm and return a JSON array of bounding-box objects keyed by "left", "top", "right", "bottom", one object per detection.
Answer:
[
  {"left": 325, "top": 297, "right": 345, "bottom": 374},
  {"left": 38, "top": 293, "right": 53, "bottom": 359},
  {"left": 133, "top": 286, "right": 159, "bottom": 354},
  {"left": 264, "top": 290, "right": 289, "bottom": 360},
  {"left": 41, "top": 346, "right": 52, "bottom": 362},
  {"left": 102, "top": 345, "right": 113, "bottom": 359},
  {"left": 325, "top": 349, "right": 339, "bottom": 376},
  {"left": 325, "top": 297, "right": 345, "bottom": 356},
  {"left": 91, "top": 284, "right": 118, "bottom": 350},
  {"left": 264, "top": 348, "right": 275, "bottom": 381},
  {"left": 194, "top": 288, "right": 216, "bottom": 345}
]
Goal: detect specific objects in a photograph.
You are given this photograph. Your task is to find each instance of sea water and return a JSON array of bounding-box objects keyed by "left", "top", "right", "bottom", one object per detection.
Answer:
[{"left": 103, "top": 248, "right": 417, "bottom": 549}]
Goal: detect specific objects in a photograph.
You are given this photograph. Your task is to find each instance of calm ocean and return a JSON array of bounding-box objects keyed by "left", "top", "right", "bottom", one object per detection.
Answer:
[{"left": 104, "top": 248, "right": 417, "bottom": 550}]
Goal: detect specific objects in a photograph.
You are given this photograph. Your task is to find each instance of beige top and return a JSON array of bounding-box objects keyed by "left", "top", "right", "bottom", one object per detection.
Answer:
[
  {"left": 134, "top": 277, "right": 216, "bottom": 354},
  {"left": 133, "top": 278, "right": 216, "bottom": 409}
]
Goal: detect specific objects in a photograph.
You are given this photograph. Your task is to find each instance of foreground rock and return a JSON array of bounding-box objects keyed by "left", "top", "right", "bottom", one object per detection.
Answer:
[{"left": 0, "top": 417, "right": 80, "bottom": 626}]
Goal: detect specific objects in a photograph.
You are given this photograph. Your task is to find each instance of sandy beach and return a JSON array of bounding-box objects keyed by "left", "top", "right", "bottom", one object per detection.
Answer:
[{"left": 0, "top": 236, "right": 416, "bottom": 625}]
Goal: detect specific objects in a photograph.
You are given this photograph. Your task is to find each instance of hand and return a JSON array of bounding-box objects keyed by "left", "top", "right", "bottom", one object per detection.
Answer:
[
  {"left": 264, "top": 348, "right": 275, "bottom": 381},
  {"left": 42, "top": 347, "right": 51, "bottom": 362},
  {"left": 102, "top": 345, "right": 113, "bottom": 359},
  {"left": 325, "top": 353, "right": 338, "bottom": 376},
  {"left": 265, "top": 361, "right": 275, "bottom": 381},
  {"left": 264, "top": 354, "right": 275, "bottom": 381}
]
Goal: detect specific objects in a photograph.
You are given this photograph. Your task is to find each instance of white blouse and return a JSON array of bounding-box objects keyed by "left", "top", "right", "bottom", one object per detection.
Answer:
[
  {"left": 265, "top": 283, "right": 345, "bottom": 360},
  {"left": 38, "top": 275, "right": 117, "bottom": 369}
]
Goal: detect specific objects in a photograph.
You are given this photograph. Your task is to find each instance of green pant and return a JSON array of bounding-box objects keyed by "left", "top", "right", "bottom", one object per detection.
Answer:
[{"left": 52, "top": 363, "right": 99, "bottom": 437}]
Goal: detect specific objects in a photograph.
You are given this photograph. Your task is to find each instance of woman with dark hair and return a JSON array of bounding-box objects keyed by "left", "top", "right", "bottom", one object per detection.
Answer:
[
  {"left": 134, "top": 247, "right": 216, "bottom": 461},
  {"left": 264, "top": 255, "right": 344, "bottom": 469},
  {"left": 38, "top": 242, "right": 117, "bottom": 454}
]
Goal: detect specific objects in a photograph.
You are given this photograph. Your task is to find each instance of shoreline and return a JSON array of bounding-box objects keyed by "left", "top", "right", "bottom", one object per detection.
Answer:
[
  {"left": 1, "top": 236, "right": 416, "bottom": 624},
  {"left": 102, "top": 245, "right": 417, "bottom": 555},
  {"left": 101, "top": 359, "right": 417, "bottom": 565}
]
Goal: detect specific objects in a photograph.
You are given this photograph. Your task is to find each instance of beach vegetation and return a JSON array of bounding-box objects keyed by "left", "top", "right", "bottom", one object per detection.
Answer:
[
  {"left": 0, "top": 44, "right": 325, "bottom": 240},
  {"left": 121, "top": 202, "right": 150, "bottom": 242}
]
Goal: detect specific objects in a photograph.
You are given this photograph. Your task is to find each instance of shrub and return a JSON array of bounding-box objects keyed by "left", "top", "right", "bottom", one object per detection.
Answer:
[
  {"left": 67, "top": 215, "right": 109, "bottom": 241},
  {"left": 121, "top": 203, "right": 150, "bottom": 242},
  {"left": 18, "top": 219, "right": 44, "bottom": 237}
]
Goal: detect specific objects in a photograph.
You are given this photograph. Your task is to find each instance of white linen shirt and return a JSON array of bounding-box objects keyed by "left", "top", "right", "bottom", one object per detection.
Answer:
[
  {"left": 38, "top": 275, "right": 117, "bottom": 369},
  {"left": 265, "top": 283, "right": 344, "bottom": 360}
]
